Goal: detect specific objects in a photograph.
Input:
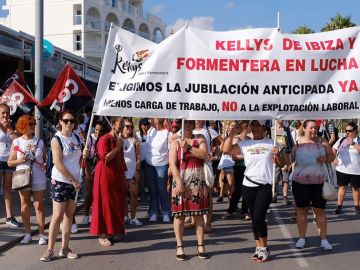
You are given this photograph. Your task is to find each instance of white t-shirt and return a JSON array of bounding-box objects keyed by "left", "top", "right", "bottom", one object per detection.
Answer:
[
  {"left": 0, "top": 129, "right": 12, "bottom": 162},
  {"left": 85, "top": 133, "right": 97, "bottom": 157},
  {"left": 51, "top": 132, "right": 82, "bottom": 184},
  {"left": 135, "top": 131, "right": 147, "bottom": 161},
  {"left": 239, "top": 138, "right": 275, "bottom": 187},
  {"left": 12, "top": 137, "right": 46, "bottom": 185},
  {"left": 145, "top": 127, "right": 169, "bottom": 166},
  {"left": 193, "top": 127, "right": 218, "bottom": 154},
  {"left": 333, "top": 136, "right": 360, "bottom": 175},
  {"left": 123, "top": 137, "right": 137, "bottom": 179}
]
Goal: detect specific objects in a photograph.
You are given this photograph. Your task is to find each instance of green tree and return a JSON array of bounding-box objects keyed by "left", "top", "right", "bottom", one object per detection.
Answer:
[
  {"left": 321, "top": 13, "right": 356, "bottom": 31},
  {"left": 292, "top": 25, "right": 315, "bottom": 34}
]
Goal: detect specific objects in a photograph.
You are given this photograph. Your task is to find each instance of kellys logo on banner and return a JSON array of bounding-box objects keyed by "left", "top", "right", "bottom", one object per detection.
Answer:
[{"left": 94, "top": 25, "right": 360, "bottom": 120}]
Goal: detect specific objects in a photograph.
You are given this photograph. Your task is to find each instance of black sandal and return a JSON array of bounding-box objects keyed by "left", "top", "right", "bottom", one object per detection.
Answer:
[
  {"left": 176, "top": 246, "right": 186, "bottom": 261},
  {"left": 197, "top": 244, "right": 209, "bottom": 259}
]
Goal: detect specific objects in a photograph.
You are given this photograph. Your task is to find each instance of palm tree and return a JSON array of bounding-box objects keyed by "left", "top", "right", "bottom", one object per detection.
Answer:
[
  {"left": 292, "top": 25, "right": 315, "bottom": 34},
  {"left": 321, "top": 13, "right": 356, "bottom": 32}
]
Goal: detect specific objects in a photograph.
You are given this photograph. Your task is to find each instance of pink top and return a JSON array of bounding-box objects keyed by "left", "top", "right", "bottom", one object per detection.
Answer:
[{"left": 292, "top": 142, "right": 327, "bottom": 184}]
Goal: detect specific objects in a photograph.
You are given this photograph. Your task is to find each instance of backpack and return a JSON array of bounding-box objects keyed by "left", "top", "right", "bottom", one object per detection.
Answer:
[{"left": 45, "top": 134, "right": 81, "bottom": 179}]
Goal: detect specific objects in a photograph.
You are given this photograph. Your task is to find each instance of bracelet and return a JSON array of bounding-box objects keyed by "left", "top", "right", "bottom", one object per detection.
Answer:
[{"left": 187, "top": 145, "right": 193, "bottom": 151}]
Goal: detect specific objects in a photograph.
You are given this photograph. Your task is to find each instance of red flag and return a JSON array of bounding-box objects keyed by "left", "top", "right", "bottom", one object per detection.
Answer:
[
  {"left": 0, "top": 70, "right": 27, "bottom": 94},
  {"left": 38, "top": 64, "right": 93, "bottom": 112},
  {"left": 0, "top": 81, "right": 39, "bottom": 115}
]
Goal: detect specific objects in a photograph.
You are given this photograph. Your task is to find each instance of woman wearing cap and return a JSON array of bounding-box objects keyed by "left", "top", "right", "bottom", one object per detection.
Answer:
[
  {"left": 332, "top": 121, "right": 360, "bottom": 215},
  {"left": 291, "top": 120, "right": 335, "bottom": 250},
  {"left": 223, "top": 120, "right": 284, "bottom": 263}
]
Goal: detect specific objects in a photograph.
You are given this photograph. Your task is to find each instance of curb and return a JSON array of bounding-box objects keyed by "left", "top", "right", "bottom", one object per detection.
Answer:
[{"left": 0, "top": 202, "right": 84, "bottom": 253}]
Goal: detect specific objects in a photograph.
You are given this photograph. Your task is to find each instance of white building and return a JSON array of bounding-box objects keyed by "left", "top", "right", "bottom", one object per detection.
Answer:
[{"left": 1, "top": 0, "right": 166, "bottom": 66}]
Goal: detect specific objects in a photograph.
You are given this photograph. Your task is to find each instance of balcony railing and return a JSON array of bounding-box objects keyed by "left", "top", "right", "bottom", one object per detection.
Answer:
[
  {"left": 86, "top": 16, "right": 101, "bottom": 31},
  {"left": 74, "top": 14, "right": 82, "bottom": 25}
]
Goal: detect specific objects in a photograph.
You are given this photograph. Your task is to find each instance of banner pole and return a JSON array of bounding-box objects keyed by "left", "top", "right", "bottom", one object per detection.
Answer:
[
  {"left": 75, "top": 112, "right": 95, "bottom": 203},
  {"left": 272, "top": 118, "right": 277, "bottom": 198}
]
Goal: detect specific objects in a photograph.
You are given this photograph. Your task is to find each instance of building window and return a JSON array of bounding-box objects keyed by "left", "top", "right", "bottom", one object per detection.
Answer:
[
  {"left": 74, "top": 33, "right": 82, "bottom": 51},
  {"left": 74, "top": 7, "right": 82, "bottom": 25}
]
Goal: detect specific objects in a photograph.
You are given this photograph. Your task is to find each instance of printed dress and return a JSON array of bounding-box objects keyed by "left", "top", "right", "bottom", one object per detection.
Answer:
[{"left": 171, "top": 139, "right": 209, "bottom": 217}]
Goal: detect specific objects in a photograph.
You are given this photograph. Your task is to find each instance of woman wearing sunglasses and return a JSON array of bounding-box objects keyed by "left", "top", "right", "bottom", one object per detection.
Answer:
[
  {"left": 333, "top": 121, "right": 360, "bottom": 215},
  {"left": 40, "top": 110, "right": 82, "bottom": 262},
  {"left": 122, "top": 118, "right": 142, "bottom": 226},
  {"left": 8, "top": 115, "right": 47, "bottom": 245}
]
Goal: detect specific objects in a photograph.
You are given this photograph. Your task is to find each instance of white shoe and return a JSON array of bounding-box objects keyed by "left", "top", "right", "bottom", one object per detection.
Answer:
[
  {"left": 82, "top": 216, "right": 89, "bottom": 225},
  {"left": 162, "top": 215, "right": 170, "bottom": 223},
  {"left": 295, "top": 238, "right": 306, "bottom": 249},
  {"left": 149, "top": 214, "right": 157, "bottom": 222},
  {"left": 20, "top": 233, "right": 32, "bottom": 244},
  {"left": 129, "top": 218, "right": 143, "bottom": 226},
  {"left": 38, "top": 234, "right": 47, "bottom": 245},
  {"left": 71, "top": 223, "right": 78, "bottom": 234},
  {"left": 320, "top": 239, "right": 333, "bottom": 251}
]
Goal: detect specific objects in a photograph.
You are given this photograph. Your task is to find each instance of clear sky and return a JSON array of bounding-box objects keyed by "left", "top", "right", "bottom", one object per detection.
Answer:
[
  {"left": 0, "top": 0, "right": 359, "bottom": 34},
  {"left": 143, "top": 0, "right": 360, "bottom": 34}
]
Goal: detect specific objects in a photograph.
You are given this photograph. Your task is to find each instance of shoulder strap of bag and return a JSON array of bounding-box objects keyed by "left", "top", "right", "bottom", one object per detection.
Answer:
[
  {"left": 245, "top": 175, "right": 264, "bottom": 186},
  {"left": 54, "top": 135, "right": 64, "bottom": 151}
]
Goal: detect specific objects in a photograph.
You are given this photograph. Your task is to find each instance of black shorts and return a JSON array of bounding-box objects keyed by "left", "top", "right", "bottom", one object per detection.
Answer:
[
  {"left": 292, "top": 181, "right": 326, "bottom": 209},
  {"left": 0, "top": 161, "right": 15, "bottom": 173},
  {"left": 336, "top": 171, "right": 360, "bottom": 188},
  {"left": 50, "top": 180, "right": 76, "bottom": 202}
]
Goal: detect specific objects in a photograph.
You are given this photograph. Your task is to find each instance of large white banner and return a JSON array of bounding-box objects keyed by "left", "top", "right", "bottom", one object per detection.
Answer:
[{"left": 94, "top": 25, "right": 360, "bottom": 120}]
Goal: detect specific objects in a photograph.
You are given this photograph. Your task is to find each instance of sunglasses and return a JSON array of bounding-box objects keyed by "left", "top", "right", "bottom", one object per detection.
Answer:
[
  {"left": 62, "top": 119, "right": 75, "bottom": 124},
  {"left": 125, "top": 125, "right": 134, "bottom": 129},
  {"left": 346, "top": 129, "right": 355, "bottom": 132}
]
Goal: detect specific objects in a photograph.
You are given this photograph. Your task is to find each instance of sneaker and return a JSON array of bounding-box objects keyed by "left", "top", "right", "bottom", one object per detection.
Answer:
[
  {"left": 256, "top": 247, "right": 270, "bottom": 262},
  {"left": 71, "top": 223, "right": 78, "bottom": 234},
  {"left": 216, "top": 197, "right": 223, "bottom": 203},
  {"left": 124, "top": 216, "right": 130, "bottom": 224},
  {"left": 163, "top": 215, "right": 171, "bottom": 223},
  {"left": 59, "top": 248, "right": 79, "bottom": 259},
  {"left": 40, "top": 249, "right": 55, "bottom": 262},
  {"left": 271, "top": 197, "right": 277, "bottom": 204},
  {"left": 243, "top": 214, "right": 251, "bottom": 221},
  {"left": 354, "top": 206, "right": 360, "bottom": 215},
  {"left": 82, "top": 216, "right": 89, "bottom": 225},
  {"left": 129, "top": 218, "right": 143, "bottom": 226},
  {"left": 38, "top": 234, "right": 47, "bottom": 245},
  {"left": 283, "top": 197, "right": 291, "bottom": 205},
  {"left": 5, "top": 216, "right": 21, "bottom": 227},
  {"left": 20, "top": 233, "right": 32, "bottom": 244},
  {"left": 295, "top": 238, "right": 306, "bottom": 249},
  {"left": 320, "top": 239, "right": 333, "bottom": 251},
  {"left": 149, "top": 214, "right": 157, "bottom": 222},
  {"left": 251, "top": 247, "right": 260, "bottom": 260},
  {"left": 334, "top": 205, "right": 342, "bottom": 214}
]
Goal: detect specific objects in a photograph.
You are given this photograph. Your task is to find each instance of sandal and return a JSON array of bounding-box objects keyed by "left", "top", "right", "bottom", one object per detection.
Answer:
[
  {"left": 197, "top": 244, "right": 209, "bottom": 259},
  {"left": 99, "top": 238, "right": 112, "bottom": 247},
  {"left": 176, "top": 246, "right": 186, "bottom": 261}
]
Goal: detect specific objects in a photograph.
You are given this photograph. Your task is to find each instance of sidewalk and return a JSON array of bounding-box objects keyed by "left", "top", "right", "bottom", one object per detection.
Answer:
[{"left": 0, "top": 183, "right": 84, "bottom": 252}]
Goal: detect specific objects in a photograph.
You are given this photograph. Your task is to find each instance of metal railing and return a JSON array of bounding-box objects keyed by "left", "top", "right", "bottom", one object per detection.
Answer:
[{"left": 74, "top": 14, "right": 82, "bottom": 25}]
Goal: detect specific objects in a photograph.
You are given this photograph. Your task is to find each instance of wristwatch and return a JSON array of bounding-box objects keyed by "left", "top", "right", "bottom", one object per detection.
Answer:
[{"left": 187, "top": 144, "right": 193, "bottom": 151}]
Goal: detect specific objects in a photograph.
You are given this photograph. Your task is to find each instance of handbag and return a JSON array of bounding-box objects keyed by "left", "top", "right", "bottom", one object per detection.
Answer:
[
  {"left": 322, "top": 165, "right": 337, "bottom": 201},
  {"left": 12, "top": 168, "right": 32, "bottom": 190},
  {"left": 203, "top": 162, "right": 215, "bottom": 188}
]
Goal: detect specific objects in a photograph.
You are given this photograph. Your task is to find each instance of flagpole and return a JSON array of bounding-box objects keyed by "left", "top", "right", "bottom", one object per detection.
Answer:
[
  {"left": 75, "top": 112, "right": 95, "bottom": 203},
  {"left": 272, "top": 118, "right": 278, "bottom": 198}
]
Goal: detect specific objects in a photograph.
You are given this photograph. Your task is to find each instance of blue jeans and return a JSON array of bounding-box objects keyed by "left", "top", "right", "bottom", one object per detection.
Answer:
[{"left": 146, "top": 163, "right": 170, "bottom": 217}]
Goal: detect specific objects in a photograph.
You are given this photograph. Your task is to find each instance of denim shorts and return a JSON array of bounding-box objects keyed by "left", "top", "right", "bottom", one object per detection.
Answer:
[
  {"left": 50, "top": 180, "right": 76, "bottom": 202},
  {"left": 0, "top": 161, "right": 15, "bottom": 173},
  {"left": 223, "top": 166, "right": 234, "bottom": 172}
]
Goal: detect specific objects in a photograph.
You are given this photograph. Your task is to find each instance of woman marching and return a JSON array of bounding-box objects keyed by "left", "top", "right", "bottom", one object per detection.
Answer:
[
  {"left": 223, "top": 120, "right": 284, "bottom": 263},
  {"left": 169, "top": 120, "right": 209, "bottom": 260},
  {"left": 291, "top": 120, "right": 335, "bottom": 250},
  {"left": 90, "top": 117, "right": 126, "bottom": 247},
  {"left": 40, "top": 110, "right": 82, "bottom": 262},
  {"left": 8, "top": 115, "right": 47, "bottom": 245}
]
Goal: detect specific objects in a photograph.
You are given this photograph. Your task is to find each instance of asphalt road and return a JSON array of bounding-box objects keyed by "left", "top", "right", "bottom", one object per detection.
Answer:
[{"left": 0, "top": 196, "right": 359, "bottom": 270}]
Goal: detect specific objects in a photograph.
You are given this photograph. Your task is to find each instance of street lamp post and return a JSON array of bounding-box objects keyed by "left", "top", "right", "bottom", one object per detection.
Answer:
[{"left": 34, "top": 0, "right": 44, "bottom": 138}]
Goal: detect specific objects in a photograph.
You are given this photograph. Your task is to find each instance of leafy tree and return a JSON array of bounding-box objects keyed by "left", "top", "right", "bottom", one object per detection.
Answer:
[
  {"left": 321, "top": 13, "right": 356, "bottom": 31},
  {"left": 292, "top": 25, "right": 315, "bottom": 34}
]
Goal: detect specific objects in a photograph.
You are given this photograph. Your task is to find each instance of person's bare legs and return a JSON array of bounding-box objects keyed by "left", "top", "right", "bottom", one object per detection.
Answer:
[
  {"left": 47, "top": 201, "right": 66, "bottom": 250},
  {"left": 19, "top": 190, "right": 31, "bottom": 233},
  {"left": 296, "top": 207, "right": 309, "bottom": 238},
  {"left": 313, "top": 208, "right": 327, "bottom": 239},
  {"left": 3, "top": 172, "right": 13, "bottom": 218},
  {"left": 61, "top": 200, "right": 76, "bottom": 250},
  {"left": 194, "top": 216, "right": 206, "bottom": 253},
  {"left": 32, "top": 190, "right": 45, "bottom": 234},
  {"left": 173, "top": 216, "right": 185, "bottom": 255}
]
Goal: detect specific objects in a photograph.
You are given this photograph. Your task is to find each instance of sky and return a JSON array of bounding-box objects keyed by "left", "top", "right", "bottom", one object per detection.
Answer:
[
  {"left": 143, "top": 0, "right": 360, "bottom": 34},
  {"left": 0, "top": 0, "right": 359, "bottom": 34}
]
